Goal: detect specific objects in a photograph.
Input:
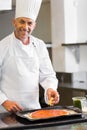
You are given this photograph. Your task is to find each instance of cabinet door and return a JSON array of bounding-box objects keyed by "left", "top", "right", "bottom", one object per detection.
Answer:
[
  {"left": 58, "top": 87, "right": 73, "bottom": 106},
  {"left": 58, "top": 87, "right": 86, "bottom": 106}
]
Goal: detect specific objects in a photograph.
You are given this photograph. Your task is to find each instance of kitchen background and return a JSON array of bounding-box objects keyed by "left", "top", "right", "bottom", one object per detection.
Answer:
[{"left": 0, "top": 0, "right": 87, "bottom": 106}]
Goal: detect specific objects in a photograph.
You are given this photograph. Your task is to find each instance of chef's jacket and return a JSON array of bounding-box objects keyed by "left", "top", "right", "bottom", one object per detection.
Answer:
[{"left": 0, "top": 33, "right": 58, "bottom": 110}]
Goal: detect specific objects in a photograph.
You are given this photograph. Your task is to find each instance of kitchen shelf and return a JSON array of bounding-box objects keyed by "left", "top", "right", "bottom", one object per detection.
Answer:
[
  {"left": 62, "top": 43, "right": 87, "bottom": 46},
  {"left": 61, "top": 43, "right": 86, "bottom": 63},
  {"left": 61, "top": 42, "right": 87, "bottom": 63}
]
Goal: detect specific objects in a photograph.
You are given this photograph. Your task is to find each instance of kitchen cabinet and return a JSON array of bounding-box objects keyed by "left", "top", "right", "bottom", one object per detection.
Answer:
[{"left": 58, "top": 82, "right": 87, "bottom": 106}]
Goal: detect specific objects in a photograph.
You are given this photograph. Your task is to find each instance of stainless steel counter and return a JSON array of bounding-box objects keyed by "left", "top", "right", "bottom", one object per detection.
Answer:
[{"left": 0, "top": 106, "right": 87, "bottom": 130}]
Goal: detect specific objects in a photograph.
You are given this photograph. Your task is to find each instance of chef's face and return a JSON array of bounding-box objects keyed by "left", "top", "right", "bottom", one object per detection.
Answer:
[{"left": 13, "top": 17, "right": 36, "bottom": 41}]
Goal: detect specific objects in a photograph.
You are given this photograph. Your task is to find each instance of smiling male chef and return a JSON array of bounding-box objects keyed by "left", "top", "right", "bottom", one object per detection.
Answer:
[{"left": 0, "top": 0, "right": 59, "bottom": 113}]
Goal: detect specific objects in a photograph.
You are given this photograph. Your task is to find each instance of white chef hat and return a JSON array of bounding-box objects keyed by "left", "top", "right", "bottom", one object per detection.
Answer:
[{"left": 15, "top": 0, "right": 42, "bottom": 21}]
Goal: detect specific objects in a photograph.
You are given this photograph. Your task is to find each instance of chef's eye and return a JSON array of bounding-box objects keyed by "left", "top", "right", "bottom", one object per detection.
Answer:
[
  {"left": 28, "top": 22, "right": 33, "bottom": 26},
  {"left": 20, "top": 20, "right": 25, "bottom": 24}
]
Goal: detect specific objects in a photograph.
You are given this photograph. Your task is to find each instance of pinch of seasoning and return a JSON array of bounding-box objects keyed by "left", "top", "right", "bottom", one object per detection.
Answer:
[{"left": 48, "top": 97, "right": 54, "bottom": 106}]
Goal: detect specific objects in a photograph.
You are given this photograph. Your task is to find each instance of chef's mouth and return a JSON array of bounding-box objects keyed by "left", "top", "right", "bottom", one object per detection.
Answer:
[{"left": 20, "top": 28, "right": 30, "bottom": 33}]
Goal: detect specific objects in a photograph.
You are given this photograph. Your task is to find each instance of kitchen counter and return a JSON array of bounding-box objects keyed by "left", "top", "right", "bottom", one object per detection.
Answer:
[
  {"left": 59, "top": 81, "right": 87, "bottom": 90},
  {"left": 0, "top": 106, "right": 87, "bottom": 130}
]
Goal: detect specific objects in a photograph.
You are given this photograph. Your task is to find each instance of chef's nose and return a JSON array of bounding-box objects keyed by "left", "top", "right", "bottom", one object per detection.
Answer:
[{"left": 23, "top": 23, "right": 29, "bottom": 30}]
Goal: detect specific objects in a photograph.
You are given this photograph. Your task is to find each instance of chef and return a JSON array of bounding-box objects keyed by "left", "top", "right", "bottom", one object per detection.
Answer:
[{"left": 0, "top": 0, "right": 59, "bottom": 113}]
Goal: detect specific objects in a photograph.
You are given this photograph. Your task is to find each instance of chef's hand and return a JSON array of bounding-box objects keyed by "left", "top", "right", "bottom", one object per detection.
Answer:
[
  {"left": 2, "top": 100, "right": 24, "bottom": 113},
  {"left": 46, "top": 88, "right": 60, "bottom": 106}
]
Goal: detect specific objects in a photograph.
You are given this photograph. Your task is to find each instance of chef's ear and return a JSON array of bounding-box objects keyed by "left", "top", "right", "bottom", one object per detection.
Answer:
[
  {"left": 12, "top": 18, "right": 16, "bottom": 27},
  {"left": 33, "top": 21, "right": 36, "bottom": 29}
]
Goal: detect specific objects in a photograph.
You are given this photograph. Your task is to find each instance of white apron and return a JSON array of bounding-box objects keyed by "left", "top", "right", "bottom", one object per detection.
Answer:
[{"left": 0, "top": 35, "right": 41, "bottom": 110}]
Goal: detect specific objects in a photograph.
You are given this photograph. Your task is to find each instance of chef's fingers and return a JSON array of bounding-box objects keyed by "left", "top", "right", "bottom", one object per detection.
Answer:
[
  {"left": 55, "top": 91, "right": 60, "bottom": 103},
  {"left": 47, "top": 88, "right": 59, "bottom": 99},
  {"left": 48, "top": 97, "right": 59, "bottom": 106},
  {"left": 12, "top": 104, "right": 24, "bottom": 113},
  {"left": 11, "top": 103, "right": 24, "bottom": 113},
  {"left": 2, "top": 100, "right": 24, "bottom": 113},
  {"left": 54, "top": 92, "right": 60, "bottom": 104},
  {"left": 48, "top": 91, "right": 60, "bottom": 106}
]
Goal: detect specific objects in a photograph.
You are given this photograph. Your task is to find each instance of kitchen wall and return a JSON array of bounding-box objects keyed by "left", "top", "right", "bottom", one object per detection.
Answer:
[
  {"left": 0, "top": 10, "right": 14, "bottom": 40},
  {"left": 33, "top": 1, "right": 51, "bottom": 42},
  {"left": 0, "top": 0, "right": 87, "bottom": 75},
  {"left": 50, "top": 0, "right": 87, "bottom": 73}
]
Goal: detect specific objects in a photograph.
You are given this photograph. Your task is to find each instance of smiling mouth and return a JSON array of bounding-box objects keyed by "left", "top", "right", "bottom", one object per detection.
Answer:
[
  {"left": 20, "top": 30, "right": 30, "bottom": 36},
  {"left": 20, "top": 28, "right": 29, "bottom": 32}
]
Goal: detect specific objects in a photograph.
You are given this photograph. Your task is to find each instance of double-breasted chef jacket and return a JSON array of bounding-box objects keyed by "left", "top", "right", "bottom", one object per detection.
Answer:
[{"left": 0, "top": 33, "right": 58, "bottom": 110}]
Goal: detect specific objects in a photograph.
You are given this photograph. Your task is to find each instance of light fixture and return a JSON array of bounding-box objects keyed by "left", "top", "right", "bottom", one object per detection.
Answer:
[{"left": 0, "top": 0, "right": 12, "bottom": 11}]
